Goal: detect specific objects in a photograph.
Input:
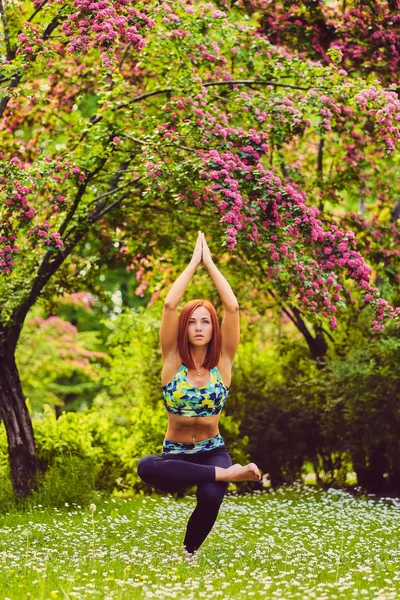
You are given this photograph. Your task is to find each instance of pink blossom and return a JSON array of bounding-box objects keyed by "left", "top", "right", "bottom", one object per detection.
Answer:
[{"left": 330, "top": 316, "right": 338, "bottom": 329}]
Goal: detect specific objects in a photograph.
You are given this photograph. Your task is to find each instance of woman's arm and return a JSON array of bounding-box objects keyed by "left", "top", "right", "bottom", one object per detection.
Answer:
[
  {"left": 202, "top": 235, "right": 240, "bottom": 362},
  {"left": 160, "top": 231, "right": 202, "bottom": 359}
]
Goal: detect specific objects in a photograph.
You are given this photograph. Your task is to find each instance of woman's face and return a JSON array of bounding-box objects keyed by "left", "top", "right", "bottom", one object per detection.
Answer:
[{"left": 187, "top": 306, "right": 213, "bottom": 348}]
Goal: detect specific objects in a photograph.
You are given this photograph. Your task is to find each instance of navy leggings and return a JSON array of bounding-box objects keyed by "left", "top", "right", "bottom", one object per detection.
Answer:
[{"left": 137, "top": 446, "right": 232, "bottom": 553}]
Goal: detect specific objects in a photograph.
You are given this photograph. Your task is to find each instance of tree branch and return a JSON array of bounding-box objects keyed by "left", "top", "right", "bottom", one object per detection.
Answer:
[
  {"left": 0, "top": 75, "right": 22, "bottom": 119},
  {"left": 122, "top": 133, "right": 196, "bottom": 153},
  {"left": 88, "top": 180, "right": 133, "bottom": 206},
  {"left": 90, "top": 79, "right": 312, "bottom": 125},
  {"left": 58, "top": 153, "right": 112, "bottom": 238},
  {"left": 251, "top": 256, "right": 329, "bottom": 360},
  {"left": 318, "top": 137, "right": 324, "bottom": 212},
  {"left": 27, "top": 0, "right": 49, "bottom": 23},
  {"left": 88, "top": 190, "right": 132, "bottom": 224},
  {"left": 7, "top": 169, "right": 134, "bottom": 341},
  {"left": 58, "top": 184, "right": 88, "bottom": 238},
  {"left": 0, "top": 0, "right": 12, "bottom": 59},
  {"left": 118, "top": 43, "right": 132, "bottom": 70},
  {"left": 9, "top": 227, "right": 88, "bottom": 349},
  {"left": 43, "top": 12, "right": 63, "bottom": 40},
  {"left": 202, "top": 79, "right": 310, "bottom": 91},
  {"left": 87, "top": 161, "right": 136, "bottom": 223}
]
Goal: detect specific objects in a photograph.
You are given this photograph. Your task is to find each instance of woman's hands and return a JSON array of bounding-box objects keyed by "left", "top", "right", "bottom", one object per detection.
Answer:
[
  {"left": 190, "top": 231, "right": 214, "bottom": 268},
  {"left": 201, "top": 233, "right": 213, "bottom": 267},
  {"left": 190, "top": 231, "right": 203, "bottom": 267}
]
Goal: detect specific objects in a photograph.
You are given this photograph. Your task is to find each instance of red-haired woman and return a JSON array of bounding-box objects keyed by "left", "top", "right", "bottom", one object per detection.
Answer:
[{"left": 138, "top": 232, "right": 261, "bottom": 555}]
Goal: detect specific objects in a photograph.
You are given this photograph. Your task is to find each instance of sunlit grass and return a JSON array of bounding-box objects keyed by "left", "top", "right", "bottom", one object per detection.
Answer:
[{"left": 1, "top": 485, "right": 400, "bottom": 599}]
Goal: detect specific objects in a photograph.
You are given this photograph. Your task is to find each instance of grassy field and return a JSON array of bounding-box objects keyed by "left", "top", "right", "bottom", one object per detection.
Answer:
[{"left": 1, "top": 485, "right": 400, "bottom": 599}]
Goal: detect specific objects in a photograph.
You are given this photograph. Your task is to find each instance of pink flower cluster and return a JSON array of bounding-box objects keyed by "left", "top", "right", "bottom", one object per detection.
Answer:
[
  {"left": 60, "top": 1, "right": 155, "bottom": 64},
  {"left": 245, "top": 0, "right": 400, "bottom": 86},
  {"left": 317, "top": 94, "right": 342, "bottom": 132},
  {"left": 135, "top": 280, "right": 149, "bottom": 297},
  {"left": 144, "top": 161, "right": 164, "bottom": 193},
  {"left": 28, "top": 222, "right": 65, "bottom": 252},
  {"left": 16, "top": 22, "right": 43, "bottom": 62},
  {"left": 198, "top": 127, "right": 270, "bottom": 250},
  {"left": 331, "top": 3, "right": 400, "bottom": 85},
  {"left": 198, "top": 42, "right": 227, "bottom": 67},
  {"left": 63, "top": 291, "right": 96, "bottom": 312},
  {"left": 0, "top": 159, "right": 36, "bottom": 272},
  {"left": 5, "top": 180, "right": 36, "bottom": 218},
  {"left": 0, "top": 154, "right": 75, "bottom": 273},
  {"left": 194, "top": 120, "right": 398, "bottom": 328},
  {"left": 269, "top": 94, "right": 309, "bottom": 138},
  {"left": 354, "top": 87, "right": 400, "bottom": 155},
  {"left": 0, "top": 242, "right": 18, "bottom": 273}
]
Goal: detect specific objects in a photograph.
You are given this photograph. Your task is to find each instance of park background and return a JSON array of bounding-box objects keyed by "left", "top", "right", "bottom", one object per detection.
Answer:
[{"left": 0, "top": 0, "right": 400, "bottom": 597}]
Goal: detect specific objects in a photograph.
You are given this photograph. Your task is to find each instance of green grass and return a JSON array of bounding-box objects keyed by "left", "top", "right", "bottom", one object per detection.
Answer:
[{"left": 1, "top": 485, "right": 400, "bottom": 599}]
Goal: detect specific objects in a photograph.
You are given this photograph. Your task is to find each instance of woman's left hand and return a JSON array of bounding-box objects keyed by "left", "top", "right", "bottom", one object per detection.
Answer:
[{"left": 201, "top": 234, "right": 213, "bottom": 266}]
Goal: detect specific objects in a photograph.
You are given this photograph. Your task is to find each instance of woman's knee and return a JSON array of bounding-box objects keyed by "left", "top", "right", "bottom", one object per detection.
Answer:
[{"left": 137, "top": 455, "right": 159, "bottom": 482}]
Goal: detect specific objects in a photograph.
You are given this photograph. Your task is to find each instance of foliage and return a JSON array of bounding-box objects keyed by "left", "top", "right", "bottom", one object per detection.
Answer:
[
  {"left": 1, "top": 0, "right": 400, "bottom": 499},
  {"left": 0, "top": 402, "right": 161, "bottom": 505},
  {"left": 0, "top": 0, "right": 399, "bottom": 339},
  {"left": 15, "top": 312, "right": 105, "bottom": 412},
  {"left": 249, "top": 0, "right": 400, "bottom": 87},
  {"left": 321, "top": 310, "right": 400, "bottom": 492},
  {"left": 227, "top": 303, "right": 400, "bottom": 492},
  {"left": 229, "top": 336, "right": 324, "bottom": 486}
]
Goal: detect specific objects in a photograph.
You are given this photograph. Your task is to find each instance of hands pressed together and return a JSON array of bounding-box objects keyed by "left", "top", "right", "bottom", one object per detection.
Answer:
[{"left": 191, "top": 231, "right": 213, "bottom": 268}]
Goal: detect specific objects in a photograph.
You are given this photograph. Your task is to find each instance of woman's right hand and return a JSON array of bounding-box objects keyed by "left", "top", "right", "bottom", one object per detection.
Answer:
[{"left": 190, "top": 231, "right": 203, "bottom": 267}]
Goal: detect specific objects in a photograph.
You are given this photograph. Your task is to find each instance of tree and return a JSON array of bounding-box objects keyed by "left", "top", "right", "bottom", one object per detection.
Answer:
[{"left": 0, "top": 0, "right": 399, "bottom": 496}]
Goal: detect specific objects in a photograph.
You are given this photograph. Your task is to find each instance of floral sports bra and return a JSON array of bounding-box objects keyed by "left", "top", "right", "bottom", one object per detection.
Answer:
[{"left": 162, "top": 364, "right": 229, "bottom": 417}]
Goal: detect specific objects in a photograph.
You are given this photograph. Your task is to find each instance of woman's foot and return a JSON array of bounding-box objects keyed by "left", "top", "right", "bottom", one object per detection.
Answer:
[
  {"left": 215, "top": 463, "right": 261, "bottom": 482},
  {"left": 180, "top": 546, "right": 197, "bottom": 564}
]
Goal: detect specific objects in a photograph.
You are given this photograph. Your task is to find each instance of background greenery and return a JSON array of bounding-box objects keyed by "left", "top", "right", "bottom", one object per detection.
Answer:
[
  {"left": 0, "top": 0, "right": 399, "bottom": 505},
  {"left": 0, "top": 272, "right": 398, "bottom": 510}
]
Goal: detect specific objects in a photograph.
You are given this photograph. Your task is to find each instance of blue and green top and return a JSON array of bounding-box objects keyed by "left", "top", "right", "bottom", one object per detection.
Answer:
[{"left": 162, "top": 364, "right": 229, "bottom": 417}]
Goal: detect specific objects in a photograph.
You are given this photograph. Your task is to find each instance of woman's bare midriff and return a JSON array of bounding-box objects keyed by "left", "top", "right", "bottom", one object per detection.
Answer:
[{"left": 165, "top": 413, "right": 220, "bottom": 444}]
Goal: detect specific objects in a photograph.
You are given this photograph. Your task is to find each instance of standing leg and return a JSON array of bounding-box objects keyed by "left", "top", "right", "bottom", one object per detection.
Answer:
[{"left": 183, "top": 448, "right": 232, "bottom": 554}]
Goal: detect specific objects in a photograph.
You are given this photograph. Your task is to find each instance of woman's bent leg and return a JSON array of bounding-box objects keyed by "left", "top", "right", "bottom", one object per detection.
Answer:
[
  {"left": 183, "top": 448, "right": 232, "bottom": 554},
  {"left": 137, "top": 454, "right": 215, "bottom": 493}
]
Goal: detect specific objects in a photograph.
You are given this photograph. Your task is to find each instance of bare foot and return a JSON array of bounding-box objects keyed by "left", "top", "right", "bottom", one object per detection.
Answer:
[{"left": 215, "top": 463, "right": 261, "bottom": 483}]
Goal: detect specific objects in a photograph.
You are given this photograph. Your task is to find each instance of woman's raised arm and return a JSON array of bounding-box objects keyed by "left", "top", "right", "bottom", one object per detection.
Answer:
[
  {"left": 159, "top": 231, "right": 202, "bottom": 360},
  {"left": 202, "top": 234, "right": 240, "bottom": 363}
]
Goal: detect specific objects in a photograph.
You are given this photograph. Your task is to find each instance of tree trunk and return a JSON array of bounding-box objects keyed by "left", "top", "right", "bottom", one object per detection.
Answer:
[
  {"left": 352, "top": 443, "right": 386, "bottom": 494},
  {"left": 0, "top": 350, "right": 39, "bottom": 497}
]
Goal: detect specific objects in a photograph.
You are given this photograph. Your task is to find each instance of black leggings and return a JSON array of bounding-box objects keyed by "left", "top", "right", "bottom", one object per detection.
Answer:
[{"left": 137, "top": 447, "right": 232, "bottom": 553}]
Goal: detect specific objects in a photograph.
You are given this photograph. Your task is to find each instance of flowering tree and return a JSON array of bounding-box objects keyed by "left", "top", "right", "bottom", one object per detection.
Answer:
[{"left": 0, "top": 0, "right": 399, "bottom": 496}]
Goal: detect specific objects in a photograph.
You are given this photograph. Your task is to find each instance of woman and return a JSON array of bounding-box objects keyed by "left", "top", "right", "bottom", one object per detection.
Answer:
[{"left": 137, "top": 231, "right": 261, "bottom": 555}]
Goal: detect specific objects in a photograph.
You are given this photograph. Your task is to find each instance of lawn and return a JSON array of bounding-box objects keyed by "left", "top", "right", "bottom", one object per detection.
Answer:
[{"left": 1, "top": 485, "right": 399, "bottom": 599}]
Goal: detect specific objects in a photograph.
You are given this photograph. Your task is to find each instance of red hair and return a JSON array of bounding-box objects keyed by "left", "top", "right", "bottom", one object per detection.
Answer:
[{"left": 178, "top": 299, "right": 221, "bottom": 370}]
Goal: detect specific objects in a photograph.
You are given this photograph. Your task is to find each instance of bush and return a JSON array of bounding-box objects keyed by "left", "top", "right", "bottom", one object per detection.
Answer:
[
  {"left": 228, "top": 338, "right": 331, "bottom": 487},
  {"left": 321, "top": 316, "right": 400, "bottom": 493},
  {"left": 227, "top": 306, "right": 400, "bottom": 493}
]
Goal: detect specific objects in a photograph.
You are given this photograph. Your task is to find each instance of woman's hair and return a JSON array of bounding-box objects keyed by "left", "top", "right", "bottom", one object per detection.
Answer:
[{"left": 178, "top": 299, "right": 221, "bottom": 370}]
